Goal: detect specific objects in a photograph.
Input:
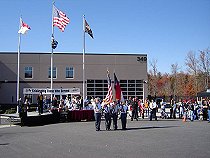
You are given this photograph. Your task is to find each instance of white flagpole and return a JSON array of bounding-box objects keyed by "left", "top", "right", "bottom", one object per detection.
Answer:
[
  {"left": 51, "top": 3, "right": 55, "bottom": 100},
  {"left": 17, "top": 17, "right": 21, "bottom": 113},
  {"left": 82, "top": 15, "right": 86, "bottom": 109}
]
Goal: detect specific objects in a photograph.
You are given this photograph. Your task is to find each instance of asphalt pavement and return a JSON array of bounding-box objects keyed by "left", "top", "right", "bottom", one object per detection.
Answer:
[{"left": 0, "top": 118, "right": 210, "bottom": 158}]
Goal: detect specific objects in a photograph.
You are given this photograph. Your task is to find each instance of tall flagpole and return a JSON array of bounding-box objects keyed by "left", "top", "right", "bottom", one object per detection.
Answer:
[
  {"left": 17, "top": 17, "right": 21, "bottom": 113},
  {"left": 83, "top": 15, "right": 86, "bottom": 109},
  {"left": 51, "top": 3, "right": 55, "bottom": 100}
]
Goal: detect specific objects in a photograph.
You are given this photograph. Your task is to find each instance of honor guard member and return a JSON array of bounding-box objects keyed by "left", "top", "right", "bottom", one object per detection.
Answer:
[
  {"left": 120, "top": 101, "right": 128, "bottom": 130},
  {"left": 93, "top": 98, "right": 102, "bottom": 131},
  {"left": 102, "top": 100, "right": 111, "bottom": 130},
  {"left": 110, "top": 101, "right": 119, "bottom": 130}
]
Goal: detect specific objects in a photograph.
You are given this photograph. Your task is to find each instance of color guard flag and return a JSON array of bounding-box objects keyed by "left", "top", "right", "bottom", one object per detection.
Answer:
[
  {"left": 53, "top": 5, "right": 70, "bottom": 32},
  {"left": 18, "top": 18, "right": 31, "bottom": 34},
  {"left": 105, "top": 70, "right": 113, "bottom": 103},
  {"left": 85, "top": 19, "right": 94, "bottom": 38},
  {"left": 114, "top": 73, "right": 124, "bottom": 102}
]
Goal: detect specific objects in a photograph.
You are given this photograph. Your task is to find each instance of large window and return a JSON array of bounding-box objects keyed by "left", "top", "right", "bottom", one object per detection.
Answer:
[
  {"left": 24, "top": 66, "right": 33, "bottom": 79},
  {"left": 48, "top": 67, "right": 57, "bottom": 79},
  {"left": 66, "top": 67, "right": 74, "bottom": 79},
  {"left": 86, "top": 79, "right": 144, "bottom": 100}
]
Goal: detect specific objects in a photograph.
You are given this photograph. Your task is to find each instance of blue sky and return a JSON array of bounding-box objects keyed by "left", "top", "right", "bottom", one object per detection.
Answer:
[{"left": 0, "top": 0, "right": 210, "bottom": 73}]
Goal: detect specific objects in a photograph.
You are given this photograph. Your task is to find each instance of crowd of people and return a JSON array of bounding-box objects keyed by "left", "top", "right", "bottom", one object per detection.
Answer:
[
  {"left": 162, "top": 99, "right": 210, "bottom": 122},
  {"left": 91, "top": 96, "right": 210, "bottom": 131},
  {"left": 35, "top": 92, "right": 85, "bottom": 114},
  {"left": 19, "top": 92, "right": 210, "bottom": 129}
]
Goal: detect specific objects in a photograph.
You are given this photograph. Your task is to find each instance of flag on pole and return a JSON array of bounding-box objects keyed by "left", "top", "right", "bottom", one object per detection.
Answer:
[
  {"left": 51, "top": 35, "right": 58, "bottom": 49},
  {"left": 53, "top": 5, "right": 70, "bottom": 32},
  {"left": 114, "top": 73, "right": 124, "bottom": 102},
  {"left": 85, "top": 19, "right": 94, "bottom": 38},
  {"left": 18, "top": 18, "right": 31, "bottom": 34},
  {"left": 104, "top": 70, "right": 113, "bottom": 103}
]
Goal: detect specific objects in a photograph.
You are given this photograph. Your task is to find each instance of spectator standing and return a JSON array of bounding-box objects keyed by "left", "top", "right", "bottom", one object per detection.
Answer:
[
  {"left": 144, "top": 98, "right": 149, "bottom": 117},
  {"left": 179, "top": 102, "right": 184, "bottom": 119},
  {"left": 37, "top": 92, "right": 44, "bottom": 115},
  {"left": 131, "top": 97, "right": 138, "bottom": 121},
  {"left": 188, "top": 103, "right": 194, "bottom": 121},
  {"left": 172, "top": 101, "right": 177, "bottom": 119},
  {"left": 207, "top": 101, "right": 210, "bottom": 123},
  {"left": 150, "top": 100, "right": 157, "bottom": 121},
  {"left": 139, "top": 99, "right": 145, "bottom": 119},
  {"left": 202, "top": 100, "right": 208, "bottom": 120}
]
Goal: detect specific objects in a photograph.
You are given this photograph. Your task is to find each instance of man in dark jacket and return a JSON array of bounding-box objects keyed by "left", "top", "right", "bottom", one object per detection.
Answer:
[
  {"left": 37, "top": 92, "right": 43, "bottom": 115},
  {"left": 131, "top": 97, "right": 138, "bottom": 121}
]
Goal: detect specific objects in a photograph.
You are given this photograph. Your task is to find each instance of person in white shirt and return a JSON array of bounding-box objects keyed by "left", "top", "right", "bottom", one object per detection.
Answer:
[
  {"left": 93, "top": 98, "right": 102, "bottom": 131},
  {"left": 150, "top": 100, "right": 157, "bottom": 121}
]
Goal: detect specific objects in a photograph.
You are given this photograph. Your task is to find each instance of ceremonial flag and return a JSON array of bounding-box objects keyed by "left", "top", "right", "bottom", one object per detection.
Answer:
[
  {"left": 105, "top": 70, "right": 113, "bottom": 103},
  {"left": 85, "top": 19, "right": 94, "bottom": 38},
  {"left": 53, "top": 5, "right": 70, "bottom": 32},
  {"left": 114, "top": 73, "right": 124, "bottom": 102},
  {"left": 18, "top": 18, "right": 31, "bottom": 34},
  {"left": 51, "top": 35, "right": 58, "bottom": 49}
]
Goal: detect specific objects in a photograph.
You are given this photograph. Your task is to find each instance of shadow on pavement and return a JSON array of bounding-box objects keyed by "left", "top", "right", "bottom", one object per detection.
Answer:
[{"left": 125, "top": 125, "right": 179, "bottom": 131}]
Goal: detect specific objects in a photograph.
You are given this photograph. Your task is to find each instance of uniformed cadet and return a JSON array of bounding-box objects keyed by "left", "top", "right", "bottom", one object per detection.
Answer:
[
  {"left": 93, "top": 98, "right": 102, "bottom": 131},
  {"left": 110, "top": 101, "right": 119, "bottom": 130},
  {"left": 119, "top": 101, "right": 128, "bottom": 130},
  {"left": 102, "top": 101, "right": 111, "bottom": 130}
]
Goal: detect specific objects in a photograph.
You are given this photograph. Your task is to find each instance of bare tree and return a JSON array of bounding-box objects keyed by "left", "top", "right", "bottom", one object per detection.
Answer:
[
  {"left": 198, "top": 49, "right": 210, "bottom": 90},
  {"left": 171, "top": 63, "right": 180, "bottom": 100},
  {"left": 185, "top": 51, "right": 198, "bottom": 94},
  {"left": 148, "top": 59, "right": 158, "bottom": 97}
]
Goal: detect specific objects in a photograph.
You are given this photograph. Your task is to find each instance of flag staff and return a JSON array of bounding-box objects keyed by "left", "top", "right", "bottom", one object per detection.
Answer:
[
  {"left": 51, "top": 2, "right": 55, "bottom": 100},
  {"left": 82, "top": 15, "right": 86, "bottom": 109},
  {"left": 16, "top": 17, "right": 22, "bottom": 113}
]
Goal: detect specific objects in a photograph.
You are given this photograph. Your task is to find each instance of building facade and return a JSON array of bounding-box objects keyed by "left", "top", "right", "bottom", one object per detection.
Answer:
[{"left": 0, "top": 52, "right": 147, "bottom": 104}]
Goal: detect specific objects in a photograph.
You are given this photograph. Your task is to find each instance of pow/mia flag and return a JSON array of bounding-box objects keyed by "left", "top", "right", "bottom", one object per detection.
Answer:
[
  {"left": 85, "top": 19, "right": 94, "bottom": 39},
  {"left": 51, "top": 35, "right": 58, "bottom": 49}
]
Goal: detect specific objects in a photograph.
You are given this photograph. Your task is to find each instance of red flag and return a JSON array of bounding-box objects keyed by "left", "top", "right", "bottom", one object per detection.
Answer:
[{"left": 114, "top": 73, "right": 124, "bottom": 102}]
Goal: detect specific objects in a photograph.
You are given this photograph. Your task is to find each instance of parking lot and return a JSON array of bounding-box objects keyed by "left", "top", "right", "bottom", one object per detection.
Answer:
[{"left": 0, "top": 118, "right": 210, "bottom": 158}]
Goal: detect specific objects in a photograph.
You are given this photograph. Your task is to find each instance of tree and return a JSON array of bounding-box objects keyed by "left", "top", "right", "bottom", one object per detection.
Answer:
[
  {"left": 148, "top": 59, "right": 158, "bottom": 97},
  {"left": 198, "top": 49, "right": 210, "bottom": 90},
  {"left": 185, "top": 51, "right": 198, "bottom": 94},
  {"left": 171, "top": 63, "right": 180, "bottom": 100}
]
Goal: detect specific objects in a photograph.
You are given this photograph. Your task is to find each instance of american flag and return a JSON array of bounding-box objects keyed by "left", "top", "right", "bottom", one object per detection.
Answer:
[
  {"left": 105, "top": 70, "right": 113, "bottom": 103},
  {"left": 53, "top": 5, "right": 70, "bottom": 32}
]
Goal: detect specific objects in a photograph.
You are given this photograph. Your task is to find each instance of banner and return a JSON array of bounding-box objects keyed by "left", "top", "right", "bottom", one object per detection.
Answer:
[{"left": 23, "top": 88, "right": 80, "bottom": 95}]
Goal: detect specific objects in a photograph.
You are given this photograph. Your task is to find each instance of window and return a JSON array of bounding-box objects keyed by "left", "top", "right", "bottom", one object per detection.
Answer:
[
  {"left": 24, "top": 66, "right": 33, "bottom": 79},
  {"left": 48, "top": 67, "right": 57, "bottom": 79},
  {"left": 66, "top": 67, "right": 74, "bottom": 79}
]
